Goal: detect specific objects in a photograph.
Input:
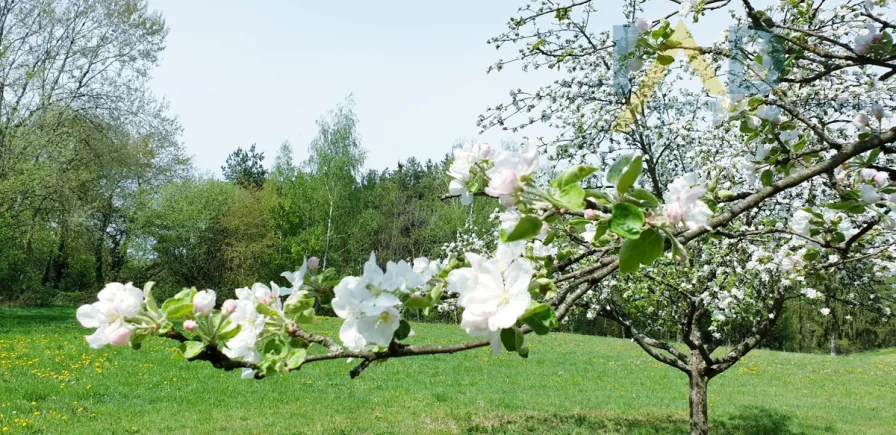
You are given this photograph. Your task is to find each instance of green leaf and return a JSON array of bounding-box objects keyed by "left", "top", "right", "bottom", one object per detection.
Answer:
[
  {"left": 606, "top": 154, "right": 634, "bottom": 184},
  {"left": 263, "top": 337, "right": 286, "bottom": 357},
  {"left": 500, "top": 328, "right": 518, "bottom": 352},
  {"left": 503, "top": 215, "right": 543, "bottom": 242},
  {"left": 664, "top": 229, "right": 689, "bottom": 263},
  {"left": 394, "top": 320, "right": 412, "bottom": 341},
  {"left": 616, "top": 155, "right": 643, "bottom": 195},
  {"left": 295, "top": 308, "right": 316, "bottom": 325},
  {"left": 552, "top": 165, "right": 598, "bottom": 189},
  {"left": 256, "top": 302, "right": 278, "bottom": 317},
  {"left": 180, "top": 341, "right": 204, "bottom": 360},
  {"left": 585, "top": 189, "right": 613, "bottom": 205},
  {"left": 405, "top": 296, "right": 432, "bottom": 309},
  {"left": 172, "top": 287, "right": 197, "bottom": 300},
  {"left": 555, "top": 7, "right": 569, "bottom": 21},
  {"left": 567, "top": 217, "right": 591, "bottom": 228},
  {"left": 618, "top": 229, "right": 665, "bottom": 273},
  {"left": 630, "top": 189, "right": 660, "bottom": 208},
  {"left": 143, "top": 282, "right": 159, "bottom": 313},
  {"left": 556, "top": 184, "right": 586, "bottom": 211},
  {"left": 217, "top": 323, "right": 241, "bottom": 341},
  {"left": 284, "top": 296, "right": 316, "bottom": 322},
  {"left": 286, "top": 348, "right": 307, "bottom": 369},
  {"left": 520, "top": 303, "right": 558, "bottom": 335},
  {"left": 657, "top": 54, "right": 675, "bottom": 65},
  {"left": 429, "top": 285, "right": 445, "bottom": 306},
  {"left": 827, "top": 200, "right": 857, "bottom": 211},
  {"left": 594, "top": 220, "right": 609, "bottom": 241},
  {"left": 760, "top": 169, "right": 773, "bottom": 187},
  {"left": 866, "top": 148, "right": 883, "bottom": 165},
  {"left": 609, "top": 203, "right": 645, "bottom": 239},
  {"left": 803, "top": 249, "right": 819, "bottom": 262},
  {"left": 162, "top": 301, "right": 193, "bottom": 320},
  {"left": 527, "top": 278, "right": 557, "bottom": 298}
]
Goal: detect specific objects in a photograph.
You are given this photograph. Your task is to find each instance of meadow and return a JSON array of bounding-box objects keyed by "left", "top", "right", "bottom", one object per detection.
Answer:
[{"left": 0, "top": 308, "right": 894, "bottom": 434}]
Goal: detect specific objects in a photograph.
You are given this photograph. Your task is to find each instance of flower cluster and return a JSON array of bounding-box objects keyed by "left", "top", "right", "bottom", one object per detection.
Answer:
[
  {"left": 448, "top": 141, "right": 540, "bottom": 207},
  {"left": 447, "top": 241, "right": 535, "bottom": 353},
  {"left": 332, "top": 253, "right": 435, "bottom": 351},
  {"left": 662, "top": 173, "right": 713, "bottom": 231},
  {"left": 76, "top": 283, "right": 144, "bottom": 349}
]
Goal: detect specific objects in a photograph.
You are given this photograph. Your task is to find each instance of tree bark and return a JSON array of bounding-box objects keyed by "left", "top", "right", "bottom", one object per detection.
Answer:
[
  {"left": 830, "top": 328, "right": 838, "bottom": 356},
  {"left": 689, "top": 370, "right": 710, "bottom": 435}
]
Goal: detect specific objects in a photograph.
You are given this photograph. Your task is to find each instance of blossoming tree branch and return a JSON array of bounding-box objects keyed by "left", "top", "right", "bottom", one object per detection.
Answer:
[{"left": 76, "top": 1, "right": 896, "bottom": 434}]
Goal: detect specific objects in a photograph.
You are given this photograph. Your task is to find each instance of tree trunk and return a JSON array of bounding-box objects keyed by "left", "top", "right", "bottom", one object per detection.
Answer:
[
  {"left": 689, "top": 371, "right": 710, "bottom": 435},
  {"left": 323, "top": 202, "right": 333, "bottom": 269},
  {"left": 830, "top": 312, "right": 839, "bottom": 356},
  {"left": 830, "top": 328, "right": 837, "bottom": 356}
]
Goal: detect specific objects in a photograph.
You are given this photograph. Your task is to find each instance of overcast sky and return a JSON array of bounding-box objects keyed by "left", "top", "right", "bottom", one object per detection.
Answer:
[{"left": 145, "top": 1, "right": 775, "bottom": 174}]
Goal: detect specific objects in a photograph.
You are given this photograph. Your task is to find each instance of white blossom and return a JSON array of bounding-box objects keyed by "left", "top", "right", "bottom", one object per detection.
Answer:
[{"left": 663, "top": 173, "right": 712, "bottom": 230}]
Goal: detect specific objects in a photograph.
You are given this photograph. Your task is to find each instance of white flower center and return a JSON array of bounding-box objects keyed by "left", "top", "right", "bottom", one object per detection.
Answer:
[
  {"left": 498, "top": 289, "right": 511, "bottom": 306},
  {"left": 377, "top": 310, "right": 392, "bottom": 325}
]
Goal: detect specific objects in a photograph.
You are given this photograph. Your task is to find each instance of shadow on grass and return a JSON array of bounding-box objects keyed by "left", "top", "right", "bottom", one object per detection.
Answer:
[
  {"left": 0, "top": 307, "right": 74, "bottom": 333},
  {"left": 465, "top": 406, "right": 828, "bottom": 434}
]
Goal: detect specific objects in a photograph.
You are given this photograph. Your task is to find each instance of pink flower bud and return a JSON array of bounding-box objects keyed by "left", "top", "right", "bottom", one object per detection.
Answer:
[
  {"left": 221, "top": 299, "right": 237, "bottom": 315},
  {"left": 584, "top": 209, "right": 598, "bottom": 220},
  {"left": 183, "top": 320, "right": 198, "bottom": 332},
  {"left": 855, "top": 113, "right": 869, "bottom": 128},
  {"left": 872, "top": 103, "right": 885, "bottom": 120},
  {"left": 874, "top": 171, "right": 889, "bottom": 185},
  {"left": 872, "top": 33, "right": 883, "bottom": 44},
  {"left": 109, "top": 326, "right": 132, "bottom": 346},
  {"left": 665, "top": 202, "right": 684, "bottom": 225},
  {"left": 307, "top": 257, "right": 320, "bottom": 270},
  {"left": 856, "top": 43, "right": 870, "bottom": 55}
]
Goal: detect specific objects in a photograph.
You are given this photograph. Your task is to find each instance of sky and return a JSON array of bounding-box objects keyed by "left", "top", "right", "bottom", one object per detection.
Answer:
[
  {"left": 146, "top": 0, "right": 562, "bottom": 174},
  {"left": 145, "top": 0, "right": 774, "bottom": 175}
]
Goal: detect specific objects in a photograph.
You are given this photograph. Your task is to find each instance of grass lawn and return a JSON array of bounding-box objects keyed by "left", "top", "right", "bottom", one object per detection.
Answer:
[{"left": 0, "top": 308, "right": 894, "bottom": 434}]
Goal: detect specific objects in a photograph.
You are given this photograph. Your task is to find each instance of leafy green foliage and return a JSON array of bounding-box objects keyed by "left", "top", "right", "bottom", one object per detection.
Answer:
[
  {"left": 222, "top": 144, "right": 268, "bottom": 189},
  {"left": 552, "top": 165, "right": 597, "bottom": 190},
  {"left": 520, "top": 303, "right": 559, "bottom": 335},
  {"left": 606, "top": 154, "right": 635, "bottom": 184},
  {"left": 616, "top": 155, "right": 643, "bottom": 195},
  {"left": 503, "top": 215, "right": 543, "bottom": 242},
  {"left": 609, "top": 203, "right": 645, "bottom": 239},
  {"left": 618, "top": 229, "right": 665, "bottom": 273}
]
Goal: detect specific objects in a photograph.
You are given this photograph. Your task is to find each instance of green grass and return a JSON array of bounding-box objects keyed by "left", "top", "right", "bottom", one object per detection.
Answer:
[{"left": 1, "top": 308, "right": 894, "bottom": 434}]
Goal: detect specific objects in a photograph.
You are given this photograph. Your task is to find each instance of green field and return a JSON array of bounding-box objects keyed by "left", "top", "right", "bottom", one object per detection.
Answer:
[{"left": 0, "top": 308, "right": 894, "bottom": 434}]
